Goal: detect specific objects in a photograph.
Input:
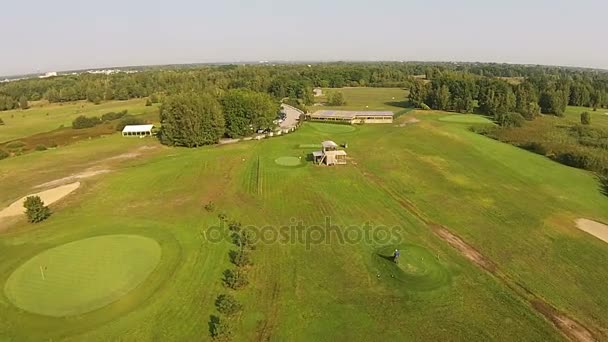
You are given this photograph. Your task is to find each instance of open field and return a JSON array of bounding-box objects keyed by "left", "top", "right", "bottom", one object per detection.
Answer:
[
  {"left": 315, "top": 87, "right": 412, "bottom": 115},
  {"left": 0, "top": 101, "right": 607, "bottom": 340},
  {"left": 563, "top": 106, "right": 608, "bottom": 129},
  {"left": 0, "top": 99, "right": 159, "bottom": 143}
]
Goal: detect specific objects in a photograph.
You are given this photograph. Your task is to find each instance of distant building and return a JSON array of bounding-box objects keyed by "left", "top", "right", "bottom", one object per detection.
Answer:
[
  {"left": 309, "top": 110, "right": 394, "bottom": 124},
  {"left": 122, "top": 124, "right": 154, "bottom": 137},
  {"left": 39, "top": 72, "right": 57, "bottom": 78},
  {"left": 312, "top": 141, "right": 347, "bottom": 166}
]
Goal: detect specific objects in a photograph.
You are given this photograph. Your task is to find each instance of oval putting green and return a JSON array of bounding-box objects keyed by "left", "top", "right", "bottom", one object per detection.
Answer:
[
  {"left": 275, "top": 156, "right": 301, "bottom": 166},
  {"left": 373, "top": 245, "right": 450, "bottom": 291},
  {"left": 4, "top": 234, "right": 161, "bottom": 317},
  {"left": 309, "top": 122, "right": 356, "bottom": 133}
]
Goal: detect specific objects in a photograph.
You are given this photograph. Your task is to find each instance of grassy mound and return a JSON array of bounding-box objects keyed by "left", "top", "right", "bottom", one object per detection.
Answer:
[
  {"left": 274, "top": 156, "right": 301, "bottom": 166},
  {"left": 373, "top": 245, "right": 451, "bottom": 291},
  {"left": 309, "top": 123, "right": 356, "bottom": 133},
  {"left": 439, "top": 114, "right": 493, "bottom": 124},
  {"left": 4, "top": 234, "right": 161, "bottom": 317}
]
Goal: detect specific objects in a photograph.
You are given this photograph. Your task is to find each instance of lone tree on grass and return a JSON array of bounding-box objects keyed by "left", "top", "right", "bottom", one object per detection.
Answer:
[
  {"left": 581, "top": 112, "right": 591, "bottom": 125},
  {"left": 215, "top": 294, "right": 243, "bottom": 316},
  {"left": 19, "top": 96, "right": 29, "bottom": 110},
  {"left": 209, "top": 315, "right": 233, "bottom": 341},
  {"left": 328, "top": 91, "right": 346, "bottom": 106},
  {"left": 23, "top": 196, "right": 51, "bottom": 223},
  {"left": 0, "top": 117, "right": 4, "bottom": 125}
]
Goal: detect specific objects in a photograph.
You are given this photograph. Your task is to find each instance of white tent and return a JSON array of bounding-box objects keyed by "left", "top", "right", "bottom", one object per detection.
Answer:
[{"left": 122, "top": 124, "right": 154, "bottom": 137}]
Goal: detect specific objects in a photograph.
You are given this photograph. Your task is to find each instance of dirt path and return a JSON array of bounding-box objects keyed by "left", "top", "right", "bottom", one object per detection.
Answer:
[
  {"left": 575, "top": 219, "right": 608, "bottom": 244},
  {"left": 356, "top": 166, "right": 598, "bottom": 341},
  {"left": 0, "top": 182, "right": 80, "bottom": 219}
]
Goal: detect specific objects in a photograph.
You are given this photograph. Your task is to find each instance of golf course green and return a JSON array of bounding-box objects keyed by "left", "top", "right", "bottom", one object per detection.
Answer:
[
  {"left": 274, "top": 156, "right": 301, "bottom": 166},
  {"left": 4, "top": 234, "right": 161, "bottom": 317},
  {"left": 373, "top": 245, "right": 451, "bottom": 291}
]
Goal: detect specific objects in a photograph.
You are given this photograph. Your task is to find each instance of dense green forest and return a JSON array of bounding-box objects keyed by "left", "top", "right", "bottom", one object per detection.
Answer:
[{"left": 2, "top": 63, "right": 607, "bottom": 114}]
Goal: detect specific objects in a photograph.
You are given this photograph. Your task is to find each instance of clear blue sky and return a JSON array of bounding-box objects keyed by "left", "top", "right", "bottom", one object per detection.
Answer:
[{"left": 1, "top": 0, "right": 606, "bottom": 75}]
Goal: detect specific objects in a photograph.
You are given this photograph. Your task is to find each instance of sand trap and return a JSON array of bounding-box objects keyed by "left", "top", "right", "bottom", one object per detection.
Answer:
[
  {"left": 0, "top": 182, "right": 80, "bottom": 219},
  {"left": 35, "top": 170, "right": 110, "bottom": 189},
  {"left": 575, "top": 218, "right": 608, "bottom": 243}
]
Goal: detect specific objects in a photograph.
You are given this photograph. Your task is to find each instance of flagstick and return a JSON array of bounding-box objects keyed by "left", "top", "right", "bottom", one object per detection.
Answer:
[{"left": 40, "top": 265, "right": 45, "bottom": 281}]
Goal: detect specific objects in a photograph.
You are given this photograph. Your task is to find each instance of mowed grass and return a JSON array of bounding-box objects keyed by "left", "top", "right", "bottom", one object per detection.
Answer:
[
  {"left": 0, "top": 105, "right": 607, "bottom": 340},
  {"left": 563, "top": 105, "right": 608, "bottom": 128},
  {"left": 316, "top": 87, "right": 411, "bottom": 113},
  {"left": 0, "top": 99, "right": 158, "bottom": 143},
  {"left": 438, "top": 114, "right": 494, "bottom": 124},
  {"left": 4, "top": 234, "right": 161, "bottom": 317}
]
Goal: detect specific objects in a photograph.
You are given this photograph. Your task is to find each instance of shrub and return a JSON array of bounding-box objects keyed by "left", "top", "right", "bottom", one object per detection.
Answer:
[
  {"left": 146, "top": 98, "right": 153, "bottom": 106},
  {"left": 581, "top": 112, "right": 591, "bottom": 125},
  {"left": 115, "top": 115, "right": 145, "bottom": 132},
  {"left": 223, "top": 269, "right": 248, "bottom": 290},
  {"left": 217, "top": 212, "right": 228, "bottom": 221},
  {"left": 72, "top": 115, "right": 101, "bottom": 129},
  {"left": 0, "top": 149, "right": 8, "bottom": 160},
  {"left": 496, "top": 112, "right": 525, "bottom": 128},
  {"left": 0, "top": 118, "right": 4, "bottom": 125},
  {"left": 229, "top": 249, "right": 252, "bottom": 267},
  {"left": 231, "top": 230, "right": 255, "bottom": 250},
  {"left": 420, "top": 103, "right": 431, "bottom": 110},
  {"left": 327, "top": 91, "right": 346, "bottom": 106},
  {"left": 5, "top": 141, "right": 26, "bottom": 151},
  {"left": 215, "top": 294, "right": 242, "bottom": 316},
  {"left": 35, "top": 144, "right": 47, "bottom": 151},
  {"left": 204, "top": 201, "right": 216, "bottom": 212},
  {"left": 228, "top": 221, "right": 241, "bottom": 233},
  {"left": 48, "top": 142, "right": 58, "bottom": 148},
  {"left": 209, "top": 315, "right": 233, "bottom": 341},
  {"left": 101, "top": 110, "right": 127, "bottom": 122},
  {"left": 23, "top": 196, "right": 51, "bottom": 223}
]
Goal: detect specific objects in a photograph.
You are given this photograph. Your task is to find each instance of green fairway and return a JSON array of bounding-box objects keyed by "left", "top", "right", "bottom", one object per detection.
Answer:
[
  {"left": 309, "top": 122, "right": 356, "bottom": 133},
  {"left": 373, "top": 245, "right": 451, "bottom": 291},
  {"left": 274, "top": 156, "right": 301, "bottom": 166},
  {"left": 1, "top": 101, "right": 608, "bottom": 340},
  {"left": 0, "top": 99, "right": 158, "bottom": 143},
  {"left": 438, "top": 114, "right": 494, "bottom": 124},
  {"left": 316, "top": 87, "right": 410, "bottom": 112},
  {"left": 4, "top": 235, "right": 161, "bottom": 317}
]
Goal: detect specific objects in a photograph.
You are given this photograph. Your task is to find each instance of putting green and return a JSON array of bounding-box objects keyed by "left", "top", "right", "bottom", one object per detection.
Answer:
[
  {"left": 373, "top": 245, "right": 450, "bottom": 291},
  {"left": 309, "top": 122, "right": 356, "bottom": 133},
  {"left": 275, "top": 156, "right": 302, "bottom": 166},
  {"left": 438, "top": 114, "right": 494, "bottom": 124},
  {"left": 4, "top": 234, "right": 161, "bottom": 317}
]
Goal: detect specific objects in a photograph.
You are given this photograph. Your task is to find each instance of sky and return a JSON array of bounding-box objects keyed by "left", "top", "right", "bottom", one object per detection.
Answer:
[{"left": 1, "top": 0, "right": 607, "bottom": 76}]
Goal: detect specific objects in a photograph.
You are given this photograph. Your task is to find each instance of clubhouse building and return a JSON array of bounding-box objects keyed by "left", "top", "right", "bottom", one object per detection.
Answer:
[{"left": 309, "top": 110, "right": 394, "bottom": 124}]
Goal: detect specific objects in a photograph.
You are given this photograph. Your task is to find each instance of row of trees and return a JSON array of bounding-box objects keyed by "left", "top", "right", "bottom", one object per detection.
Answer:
[
  {"left": 159, "top": 89, "right": 278, "bottom": 147},
  {"left": 3, "top": 63, "right": 607, "bottom": 113},
  {"left": 409, "top": 70, "right": 607, "bottom": 127},
  {"left": 205, "top": 204, "right": 256, "bottom": 341}
]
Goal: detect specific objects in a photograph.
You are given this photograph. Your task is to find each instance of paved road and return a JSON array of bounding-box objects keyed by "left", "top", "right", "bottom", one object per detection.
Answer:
[{"left": 280, "top": 104, "right": 303, "bottom": 129}]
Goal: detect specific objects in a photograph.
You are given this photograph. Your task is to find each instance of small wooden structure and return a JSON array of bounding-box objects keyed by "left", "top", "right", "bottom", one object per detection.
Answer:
[
  {"left": 122, "top": 124, "right": 154, "bottom": 137},
  {"left": 312, "top": 141, "right": 347, "bottom": 166}
]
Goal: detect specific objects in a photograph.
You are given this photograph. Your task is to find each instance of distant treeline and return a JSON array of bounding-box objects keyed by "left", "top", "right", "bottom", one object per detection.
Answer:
[{"left": 2, "top": 62, "right": 607, "bottom": 114}]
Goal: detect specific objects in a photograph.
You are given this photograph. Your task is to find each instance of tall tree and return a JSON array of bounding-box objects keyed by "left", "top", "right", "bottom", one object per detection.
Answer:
[
  {"left": 19, "top": 96, "right": 29, "bottom": 110},
  {"left": 159, "top": 93, "right": 225, "bottom": 147},
  {"left": 221, "top": 89, "right": 278, "bottom": 138}
]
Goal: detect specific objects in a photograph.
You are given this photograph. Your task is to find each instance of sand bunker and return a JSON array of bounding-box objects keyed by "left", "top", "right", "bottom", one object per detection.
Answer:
[
  {"left": 0, "top": 182, "right": 80, "bottom": 219},
  {"left": 575, "top": 218, "right": 608, "bottom": 244},
  {"left": 35, "top": 170, "right": 110, "bottom": 189}
]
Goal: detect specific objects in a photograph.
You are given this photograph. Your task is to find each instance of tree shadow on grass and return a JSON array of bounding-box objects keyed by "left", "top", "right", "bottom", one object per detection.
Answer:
[
  {"left": 384, "top": 101, "right": 410, "bottom": 108},
  {"left": 599, "top": 176, "right": 608, "bottom": 197},
  {"left": 377, "top": 253, "right": 395, "bottom": 262}
]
